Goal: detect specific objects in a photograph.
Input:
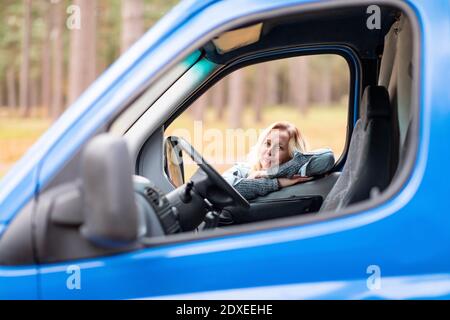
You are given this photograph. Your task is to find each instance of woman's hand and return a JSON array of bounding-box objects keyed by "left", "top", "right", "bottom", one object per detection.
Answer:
[
  {"left": 277, "top": 175, "right": 313, "bottom": 188},
  {"left": 248, "top": 170, "right": 268, "bottom": 179}
]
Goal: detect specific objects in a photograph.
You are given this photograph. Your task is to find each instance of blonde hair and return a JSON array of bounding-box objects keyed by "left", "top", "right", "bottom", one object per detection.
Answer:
[{"left": 248, "top": 121, "right": 307, "bottom": 172}]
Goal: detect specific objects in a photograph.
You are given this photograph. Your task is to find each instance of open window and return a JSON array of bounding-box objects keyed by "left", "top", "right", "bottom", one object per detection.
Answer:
[
  {"left": 165, "top": 54, "right": 350, "bottom": 180},
  {"left": 163, "top": 54, "right": 351, "bottom": 223}
]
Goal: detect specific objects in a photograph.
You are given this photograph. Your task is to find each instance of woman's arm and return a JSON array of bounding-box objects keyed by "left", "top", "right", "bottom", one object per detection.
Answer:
[
  {"left": 232, "top": 178, "right": 280, "bottom": 200},
  {"left": 222, "top": 163, "right": 280, "bottom": 200},
  {"left": 222, "top": 163, "right": 314, "bottom": 200},
  {"left": 302, "top": 150, "right": 335, "bottom": 176},
  {"left": 266, "top": 149, "right": 335, "bottom": 178},
  {"left": 233, "top": 175, "right": 312, "bottom": 199}
]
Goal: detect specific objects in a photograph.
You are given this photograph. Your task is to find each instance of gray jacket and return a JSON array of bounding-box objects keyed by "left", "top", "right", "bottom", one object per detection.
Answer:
[{"left": 222, "top": 148, "right": 335, "bottom": 200}]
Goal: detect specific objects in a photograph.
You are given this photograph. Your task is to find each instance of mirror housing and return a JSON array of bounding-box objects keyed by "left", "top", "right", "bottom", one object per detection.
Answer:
[
  {"left": 164, "top": 136, "right": 185, "bottom": 187},
  {"left": 81, "top": 134, "right": 139, "bottom": 247}
]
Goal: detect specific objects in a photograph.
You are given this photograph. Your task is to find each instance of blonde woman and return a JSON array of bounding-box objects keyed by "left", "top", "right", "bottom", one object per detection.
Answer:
[{"left": 222, "top": 121, "right": 335, "bottom": 200}]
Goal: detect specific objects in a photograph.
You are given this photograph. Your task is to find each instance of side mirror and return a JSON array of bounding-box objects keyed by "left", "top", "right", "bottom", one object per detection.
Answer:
[
  {"left": 164, "top": 136, "right": 185, "bottom": 188},
  {"left": 81, "top": 134, "right": 139, "bottom": 247}
]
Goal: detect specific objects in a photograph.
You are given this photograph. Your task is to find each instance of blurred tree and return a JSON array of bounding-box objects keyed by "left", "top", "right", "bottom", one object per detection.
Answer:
[
  {"left": 330, "top": 55, "right": 349, "bottom": 102},
  {"left": 19, "top": 0, "right": 32, "bottom": 116},
  {"left": 40, "top": 0, "right": 52, "bottom": 114},
  {"left": 6, "top": 68, "right": 17, "bottom": 109},
  {"left": 320, "top": 68, "right": 332, "bottom": 106},
  {"left": 51, "top": 0, "right": 65, "bottom": 118},
  {"left": 252, "top": 64, "right": 267, "bottom": 122},
  {"left": 211, "top": 79, "right": 226, "bottom": 120},
  {"left": 68, "top": 0, "right": 97, "bottom": 105},
  {"left": 228, "top": 68, "right": 245, "bottom": 128},
  {"left": 28, "top": 2, "right": 44, "bottom": 112},
  {"left": 143, "top": 0, "right": 179, "bottom": 26},
  {"left": 191, "top": 92, "right": 208, "bottom": 122},
  {"left": 97, "top": 0, "right": 121, "bottom": 72},
  {"left": 121, "top": 0, "right": 144, "bottom": 53},
  {"left": 266, "top": 62, "right": 278, "bottom": 107},
  {"left": 310, "top": 55, "right": 332, "bottom": 106},
  {"left": 0, "top": 82, "right": 3, "bottom": 107},
  {"left": 288, "top": 56, "right": 309, "bottom": 114},
  {"left": 0, "top": 1, "right": 21, "bottom": 110}
]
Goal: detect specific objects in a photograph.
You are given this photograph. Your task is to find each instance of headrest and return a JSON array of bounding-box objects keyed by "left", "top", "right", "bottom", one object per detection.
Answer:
[{"left": 360, "top": 85, "right": 390, "bottom": 124}]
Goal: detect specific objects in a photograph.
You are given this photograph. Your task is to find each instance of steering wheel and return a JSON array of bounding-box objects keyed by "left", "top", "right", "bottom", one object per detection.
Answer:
[{"left": 169, "top": 136, "right": 250, "bottom": 210}]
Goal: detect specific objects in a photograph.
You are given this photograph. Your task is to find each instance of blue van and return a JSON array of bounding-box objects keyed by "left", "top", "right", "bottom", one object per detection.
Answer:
[{"left": 1, "top": 0, "right": 449, "bottom": 299}]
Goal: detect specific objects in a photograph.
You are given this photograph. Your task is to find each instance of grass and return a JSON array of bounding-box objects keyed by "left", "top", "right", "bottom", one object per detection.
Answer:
[
  {"left": 0, "top": 104, "right": 348, "bottom": 180},
  {"left": 0, "top": 109, "right": 52, "bottom": 178}
]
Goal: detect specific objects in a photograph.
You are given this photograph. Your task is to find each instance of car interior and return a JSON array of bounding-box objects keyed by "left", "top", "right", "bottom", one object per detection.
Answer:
[{"left": 0, "top": 3, "right": 418, "bottom": 265}]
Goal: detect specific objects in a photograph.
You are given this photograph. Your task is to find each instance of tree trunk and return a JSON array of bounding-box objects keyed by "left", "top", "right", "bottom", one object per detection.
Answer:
[
  {"left": 252, "top": 64, "right": 267, "bottom": 122},
  {"left": 68, "top": 0, "right": 97, "bottom": 105},
  {"left": 211, "top": 80, "right": 226, "bottom": 120},
  {"left": 51, "top": 0, "right": 65, "bottom": 118},
  {"left": 19, "top": 0, "right": 32, "bottom": 117},
  {"left": 319, "top": 67, "right": 332, "bottom": 106},
  {"left": 0, "top": 81, "right": 4, "bottom": 108},
  {"left": 289, "top": 57, "right": 309, "bottom": 114},
  {"left": 191, "top": 92, "right": 208, "bottom": 122},
  {"left": 266, "top": 62, "right": 278, "bottom": 107},
  {"left": 228, "top": 69, "right": 245, "bottom": 128},
  {"left": 30, "top": 77, "right": 38, "bottom": 112},
  {"left": 41, "top": 0, "right": 52, "bottom": 116},
  {"left": 121, "top": 0, "right": 145, "bottom": 53},
  {"left": 6, "top": 68, "right": 17, "bottom": 109}
]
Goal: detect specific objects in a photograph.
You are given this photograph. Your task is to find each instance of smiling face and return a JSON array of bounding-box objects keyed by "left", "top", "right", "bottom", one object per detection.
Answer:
[{"left": 259, "top": 129, "right": 292, "bottom": 170}]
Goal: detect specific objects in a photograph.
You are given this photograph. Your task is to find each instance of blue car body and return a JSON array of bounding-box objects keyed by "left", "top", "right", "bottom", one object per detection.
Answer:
[{"left": 1, "top": 0, "right": 450, "bottom": 299}]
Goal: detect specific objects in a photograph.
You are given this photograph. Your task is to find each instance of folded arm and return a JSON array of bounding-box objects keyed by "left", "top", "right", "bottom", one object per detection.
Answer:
[
  {"left": 222, "top": 164, "right": 279, "bottom": 200},
  {"left": 266, "top": 149, "right": 335, "bottom": 179}
]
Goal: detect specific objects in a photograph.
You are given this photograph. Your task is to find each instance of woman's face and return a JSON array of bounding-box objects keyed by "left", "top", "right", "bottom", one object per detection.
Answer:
[{"left": 259, "top": 129, "right": 292, "bottom": 170}]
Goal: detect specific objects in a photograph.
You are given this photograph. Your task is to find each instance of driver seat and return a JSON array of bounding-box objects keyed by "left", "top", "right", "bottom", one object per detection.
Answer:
[{"left": 319, "top": 85, "right": 392, "bottom": 213}]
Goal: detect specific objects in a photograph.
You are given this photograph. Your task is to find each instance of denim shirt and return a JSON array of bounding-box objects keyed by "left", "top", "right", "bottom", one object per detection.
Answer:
[{"left": 222, "top": 148, "right": 335, "bottom": 200}]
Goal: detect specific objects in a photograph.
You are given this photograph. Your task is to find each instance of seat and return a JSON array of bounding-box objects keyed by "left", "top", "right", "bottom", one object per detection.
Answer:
[{"left": 320, "top": 85, "right": 392, "bottom": 212}]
